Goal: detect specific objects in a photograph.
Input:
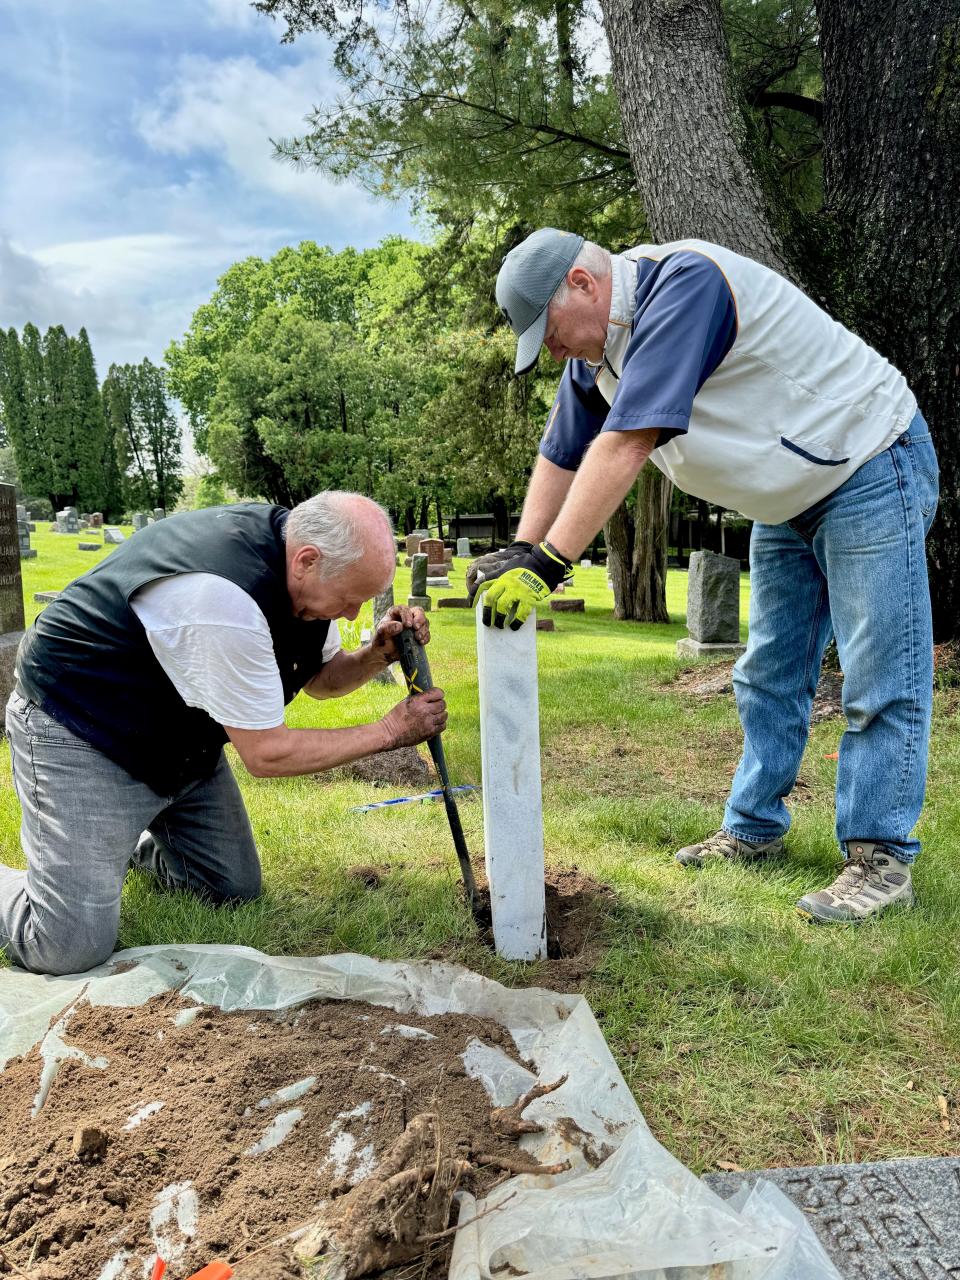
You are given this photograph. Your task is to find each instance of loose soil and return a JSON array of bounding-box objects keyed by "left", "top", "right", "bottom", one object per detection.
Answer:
[
  {"left": 328, "top": 746, "right": 433, "bottom": 789},
  {"left": 0, "top": 992, "right": 555, "bottom": 1280},
  {"left": 666, "top": 661, "right": 844, "bottom": 724}
]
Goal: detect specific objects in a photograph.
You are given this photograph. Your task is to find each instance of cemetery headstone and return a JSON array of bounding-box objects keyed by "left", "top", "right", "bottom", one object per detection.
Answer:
[
  {"left": 78, "top": 543, "right": 100, "bottom": 552},
  {"left": 64, "top": 507, "right": 79, "bottom": 533},
  {"left": 153, "top": 507, "right": 166, "bottom": 521},
  {"left": 676, "top": 549, "right": 745, "bottom": 659},
  {"left": 103, "top": 527, "right": 125, "bottom": 544},
  {"left": 405, "top": 533, "right": 422, "bottom": 556},
  {"left": 0, "top": 484, "right": 26, "bottom": 713},
  {"left": 438, "top": 598, "right": 472, "bottom": 609},
  {"left": 16, "top": 505, "right": 26, "bottom": 523},
  {"left": 90, "top": 512, "right": 103, "bottom": 528},
  {"left": 419, "top": 538, "right": 444, "bottom": 566},
  {"left": 371, "top": 586, "right": 398, "bottom": 684},
  {"left": 476, "top": 599, "right": 546, "bottom": 960},
  {"left": 704, "top": 1155, "right": 960, "bottom": 1279},
  {"left": 55, "top": 512, "right": 69, "bottom": 534},
  {"left": 408, "top": 553, "right": 431, "bottom": 610},
  {"left": 551, "top": 598, "right": 585, "bottom": 613},
  {"left": 426, "top": 575, "right": 451, "bottom": 588},
  {"left": 79, "top": 519, "right": 90, "bottom": 530},
  {"left": 34, "top": 591, "right": 60, "bottom": 605},
  {"left": 18, "top": 520, "right": 36, "bottom": 561},
  {"left": 536, "top": 619, "right": 555, "bottom": 631},
  {"left": 132, "top": 513, "right": 148, "bottom": 531},
  {"left": 456, "top": 537, "right": 471, "bottom": 557},
  {"left": 580, "top": 558, "right": 592, "bottom": 569}
]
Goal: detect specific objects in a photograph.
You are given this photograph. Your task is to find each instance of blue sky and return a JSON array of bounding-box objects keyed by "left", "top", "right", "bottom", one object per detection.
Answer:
[{"left": 0, "top": 0, "right": 417, "bottom": 376}]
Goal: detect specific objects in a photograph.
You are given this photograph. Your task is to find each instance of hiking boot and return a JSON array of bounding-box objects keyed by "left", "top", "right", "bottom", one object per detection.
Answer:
[
  {"left": 796, "top": 842, "right": 914, "bottom": 923},
  {"left": 675, "top": 830, "right": 784, "bottom": 868}
]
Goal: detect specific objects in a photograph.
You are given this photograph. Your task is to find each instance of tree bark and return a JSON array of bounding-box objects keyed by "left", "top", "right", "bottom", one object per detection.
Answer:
[
  {"left": 817, "top": 0, "right": 960, "bottom": 641},
  {"left": 605, "top": 470, "right": 672, "bottom": 622},
  {"left": 600, "top": 0, "right": 791, "bottom": 274}
]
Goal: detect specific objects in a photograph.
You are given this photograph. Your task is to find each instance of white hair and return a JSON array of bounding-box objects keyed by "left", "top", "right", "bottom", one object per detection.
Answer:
[
  {"left": 550, "top": 240, "right": 611, "bottom": 309},
  {"left": 285, "top": 491, "right": 394, "bottom": 578}
]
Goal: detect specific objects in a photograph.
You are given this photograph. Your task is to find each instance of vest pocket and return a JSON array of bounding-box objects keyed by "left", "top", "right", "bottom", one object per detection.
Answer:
[{"left": 780, "top": 436, "right": 850, "bottom": 466}]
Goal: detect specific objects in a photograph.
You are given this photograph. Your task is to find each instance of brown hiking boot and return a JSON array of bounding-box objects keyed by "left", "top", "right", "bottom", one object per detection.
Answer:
[
  {"left": 675, "top": 830, "right": 784, "bottom": 868},
  {"left": 796, "top": 842, "right": 914, "bottom": 923}
]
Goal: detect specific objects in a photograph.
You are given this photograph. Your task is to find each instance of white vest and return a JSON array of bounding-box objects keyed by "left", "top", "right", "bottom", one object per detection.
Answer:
[{"left": 595, "top": 241, "right": 917, "bottom": 523}]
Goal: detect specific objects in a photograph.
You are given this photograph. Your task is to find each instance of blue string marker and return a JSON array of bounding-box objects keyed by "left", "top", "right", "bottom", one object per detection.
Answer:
[{"left": 350, "top": 784, "right": 480, "bottom": 814}]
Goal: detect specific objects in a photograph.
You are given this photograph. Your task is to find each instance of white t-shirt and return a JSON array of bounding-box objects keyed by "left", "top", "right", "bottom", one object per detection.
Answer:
[{"left": 129, "top": 573, "right": 342, "bottom": 730}]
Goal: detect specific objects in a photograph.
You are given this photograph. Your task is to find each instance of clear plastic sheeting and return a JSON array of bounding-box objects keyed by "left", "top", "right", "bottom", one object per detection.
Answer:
[{"left": 0, "top": 945, "right": 841, "bottom": 1280}]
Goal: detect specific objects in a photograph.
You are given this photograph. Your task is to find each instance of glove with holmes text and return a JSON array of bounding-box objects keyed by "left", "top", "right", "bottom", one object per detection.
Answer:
[
  {"left": 476, "top": 541, "right": 572, "bottom": 630},
  {"left": 466, "top": 540, "right": 533, "bottom": 601}
]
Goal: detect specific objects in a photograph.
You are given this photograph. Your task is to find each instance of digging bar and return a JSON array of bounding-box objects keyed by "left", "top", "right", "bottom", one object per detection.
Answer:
[{"left": 394, "top": 628, "right": 480, "bottom": 914}]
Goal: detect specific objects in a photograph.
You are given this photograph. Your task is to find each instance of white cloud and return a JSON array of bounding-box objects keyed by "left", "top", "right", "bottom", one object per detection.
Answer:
[
  {"left": 204, "top": 0, "right": 261, "bottom": 28},
  {"left": 137, "top": 54, "right": 370, "bottom": 214}
]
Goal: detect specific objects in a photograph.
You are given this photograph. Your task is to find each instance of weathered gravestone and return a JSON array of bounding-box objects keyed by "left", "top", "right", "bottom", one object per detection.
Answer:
[
  {"left": 419, "top": 538, "right": 445, "bottom": 568},
  {"left": 103, "top": 527, "right": 125, "bottom": 544},
  {"left": 551, "top": 598, "right": 585, "bottom": 613},
  {"left": 536, "top": 618, "right": 555, "bottom": 631},
  {"left": 405, "top": 533, "right": 423, "bottom": 556},
  {"left": 18, "top": 520, "right": 36, "bottom": 560},
  {"left": 153, "top": 507, "right": 166, "bottom": 521},
  {"left": 438, "top": 598, "right": 472, "bottom": 609},
  {"left": 90, "top": 512, "right": 103, "bottom": 528},
  {"left": 408, "top": 553, "right": 430, "bottom": 610},
  {"left": 78, "top": 543, "right": 100, "bottom": 552},
  {"left": 34, "top": 591, "right": 60, "bottom": 605},
  {"left": 476, "top": 600, "right": 547, "bottom": 960},
  {"left": 677, "top": 549, "right": 745, "bottom": 658},
  {"left": 64, "top": 507, "right": 79, "bottom": 533},
  {"left": 132, "top": 512, "right": 149, "bottom": 531},
  {"left": 456, "top": 537, "right": 471, "bottom": 558},
  {"left": 371, "top": 587, "right": 398, "bottom": 684},
  {"left": 704, "top": 1156, "right": 960, "bottom": 1279},
  {"left": 0, "top": 485, "right": 26, "bottom": 714},
  {"left": 426, "top": 575, "right": 451, "bottom": 588},
  {"left": 15, "top": 505, "right": 26, "bottom": 523}
]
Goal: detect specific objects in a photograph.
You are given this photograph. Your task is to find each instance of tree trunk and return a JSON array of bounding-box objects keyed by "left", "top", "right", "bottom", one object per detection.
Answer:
[
  {"left": 817, "top": 0, "right": 960, "bottom": 641},
  {"left": 605, "top": 471, "right": 672, "bottom": 622},
  {"left": 600, "top": 0, "right": 791, "bottom": 274}
]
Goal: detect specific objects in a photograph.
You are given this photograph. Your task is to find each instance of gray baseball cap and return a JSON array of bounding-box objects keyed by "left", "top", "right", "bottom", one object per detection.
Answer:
[{"left": 496, "top": 228, "right": 585, "bottom": 374}]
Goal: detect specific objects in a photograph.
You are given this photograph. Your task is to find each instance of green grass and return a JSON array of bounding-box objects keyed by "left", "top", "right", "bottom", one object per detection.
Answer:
[{"left": 3, "top": 525, "right": 960, "bottom": 1173}]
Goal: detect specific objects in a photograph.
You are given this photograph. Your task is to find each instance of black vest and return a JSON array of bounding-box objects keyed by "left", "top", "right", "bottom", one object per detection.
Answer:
[{"left": 17, "top": 504, "right": 330, "bottom": 795}]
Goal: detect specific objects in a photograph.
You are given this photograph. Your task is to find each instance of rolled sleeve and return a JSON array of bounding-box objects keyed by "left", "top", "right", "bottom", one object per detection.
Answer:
[
  {"left": 603, "top": 251, "right": 737, "bottom": 444},
  {"left": 539, "top": 360, "right": 610, "bottom": 471}
]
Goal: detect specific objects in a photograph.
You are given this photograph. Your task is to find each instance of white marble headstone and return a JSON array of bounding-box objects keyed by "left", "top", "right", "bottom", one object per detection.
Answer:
[{"left": 475, "top": 600, "right": 547, "bottom": 960}]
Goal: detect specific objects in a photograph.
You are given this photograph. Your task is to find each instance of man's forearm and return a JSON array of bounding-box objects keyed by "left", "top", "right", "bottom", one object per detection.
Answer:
[
  {"left": 226, "top": 721, "right": 390, "bottom": 777},
  {"left": 305, "top": 646, "right": 386, "bottom": 699},
  {"left": 546, "top": 428, "right": 660, "bottom": 561},
  {"left": 516, "top": 455, "right": 577, "bottom": 542}
]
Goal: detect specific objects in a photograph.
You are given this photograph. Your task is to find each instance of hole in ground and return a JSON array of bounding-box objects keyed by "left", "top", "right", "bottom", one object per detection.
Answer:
[{"left": 471, "top": 867, "right": 615, "bottom": 961}]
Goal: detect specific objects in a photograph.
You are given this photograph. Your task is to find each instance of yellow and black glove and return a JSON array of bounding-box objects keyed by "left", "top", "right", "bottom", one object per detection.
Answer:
[
  {"left": 476, "top": 541, "right": 572, "bottom": 630},
  {"left": 466, "top": 540, "right": 533, "bottom": 602}
]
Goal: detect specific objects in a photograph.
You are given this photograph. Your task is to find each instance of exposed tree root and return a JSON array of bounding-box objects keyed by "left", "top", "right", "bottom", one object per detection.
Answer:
[
  {"left": 294, "top": 1114, "right": 472, "bottom": 1280},
  {"left": 473, "top": 1153, "right": 571, "bottom": 1176},
  {"left": 489, "top": 1077, "right": 568, "bottom": 1137}
]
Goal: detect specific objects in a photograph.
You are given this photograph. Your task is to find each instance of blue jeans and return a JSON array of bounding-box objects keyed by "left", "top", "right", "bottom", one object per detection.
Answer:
[
  {"left": 723, "top": 412, "right": 939, "bottom": 863},
  {"left": 1, "top": 691, "right": 261, "bottom": 974}
]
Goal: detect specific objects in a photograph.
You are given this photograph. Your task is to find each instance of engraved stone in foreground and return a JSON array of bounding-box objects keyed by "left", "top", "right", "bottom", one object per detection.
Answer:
[{"left": 704, "top": 1155, "right": 960, "bottom": 1278}]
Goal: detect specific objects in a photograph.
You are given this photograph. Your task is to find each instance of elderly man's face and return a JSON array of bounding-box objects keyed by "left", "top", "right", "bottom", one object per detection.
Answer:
[
  {"left": 289, "top": 547, "right": 394, "bottom": 622},
  {"left": 543, "top": 268, "right": 610, "bottom": 364}
]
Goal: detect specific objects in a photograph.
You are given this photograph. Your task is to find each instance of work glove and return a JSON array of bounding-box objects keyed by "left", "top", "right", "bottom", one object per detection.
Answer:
[
  {"left": 476, "top": 541, "right": 572, "bottom": 630},
  {"left": 466, "top": 540, "right": 533, "bottom": 601}
]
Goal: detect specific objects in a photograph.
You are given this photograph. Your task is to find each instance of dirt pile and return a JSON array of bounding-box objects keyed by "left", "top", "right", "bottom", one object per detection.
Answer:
[{"left": 0, "top": 992, "right": 558, "bottom": 1279}]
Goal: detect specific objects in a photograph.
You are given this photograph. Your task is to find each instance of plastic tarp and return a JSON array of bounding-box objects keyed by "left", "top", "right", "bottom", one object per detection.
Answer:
[{"left": 0, "top": 945, "right": 841, "bottom": 1280}]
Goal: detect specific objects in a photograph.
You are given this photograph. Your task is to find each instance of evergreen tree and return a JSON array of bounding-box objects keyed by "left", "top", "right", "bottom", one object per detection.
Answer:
[
  {"left": 71, "top": 328, "right": 122, "bottom": 514},
  {"left": 18, "top": 324, "right": 54, "bottom": 505},
  {"left": 42, "top": 324, "right": 78, "bottom": 508}
]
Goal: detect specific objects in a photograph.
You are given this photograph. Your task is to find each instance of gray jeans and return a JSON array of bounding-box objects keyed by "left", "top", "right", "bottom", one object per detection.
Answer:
[{"left": 1, "top": 690, "right": 261, "bottom": 975}]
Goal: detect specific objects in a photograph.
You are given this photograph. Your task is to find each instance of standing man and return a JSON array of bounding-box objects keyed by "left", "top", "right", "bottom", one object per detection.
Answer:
[
  {"left": 474, "top": 228, "right": 939, "bottom": 923},
  {"left": 2, "top": 492, "right": 446, "bottom": 975}
]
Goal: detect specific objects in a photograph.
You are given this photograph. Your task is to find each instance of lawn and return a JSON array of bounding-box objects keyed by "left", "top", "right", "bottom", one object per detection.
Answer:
[{"left": 3, "top": 523, "right": 959, "bottom": 1175}]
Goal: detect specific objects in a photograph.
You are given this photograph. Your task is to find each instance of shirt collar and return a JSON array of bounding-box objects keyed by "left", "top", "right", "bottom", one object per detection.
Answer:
[{"left": 584, "top": 254, "right": 637, "bottom": 380}]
